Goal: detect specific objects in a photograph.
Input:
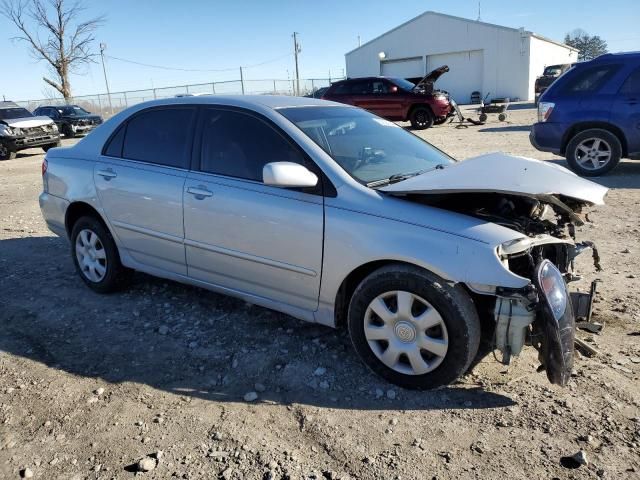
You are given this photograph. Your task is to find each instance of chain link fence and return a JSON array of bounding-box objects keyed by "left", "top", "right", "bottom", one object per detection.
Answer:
[{"left": 15, "top": 77, "right": 342, "bottom": 118}]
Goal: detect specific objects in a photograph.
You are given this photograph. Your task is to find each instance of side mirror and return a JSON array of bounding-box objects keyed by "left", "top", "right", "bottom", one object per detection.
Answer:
[{"left": 263, "top": 162, "right": 318, "bottom": 188}]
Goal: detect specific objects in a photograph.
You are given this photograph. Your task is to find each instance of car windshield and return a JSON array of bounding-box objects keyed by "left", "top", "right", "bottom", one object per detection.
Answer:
[
  {"left": 278, "top": 106, "right": 455, "bottom": 185},
  {"left": 0, "top": 107, "right": 33, "bottom": 120},
  {"left": 58, "top": 106, "right": 90, "bottom": 116},
  {"left": 544, "top": 66, "right": 563, "bottom": 76},
  {"left": 389, "top": 78, "right": 416, "bottom": 91}
]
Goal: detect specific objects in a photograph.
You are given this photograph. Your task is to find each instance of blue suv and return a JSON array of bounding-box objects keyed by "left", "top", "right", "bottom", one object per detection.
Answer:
[{"left": 530, "top": 52, "right": 640, "bottom": 176}]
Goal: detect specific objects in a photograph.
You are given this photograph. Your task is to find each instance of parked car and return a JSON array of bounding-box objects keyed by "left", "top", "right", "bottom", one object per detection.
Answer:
[
  {"left": 0, "top": 101, "right": 60, "bottom": 160},
  {"left": 304, "top": 86, "right": 329, "bottom": 99},
  {"left": 531, "top": 52, "right": 640, "bottom": 176},
  {"left": 39, "top": 96, "right": 607, "bottom": 389},
  {"left": 33, "top": 104, "right": 103, "bottom": 138},
  {"left": 534, "top": 63, "right": 573, "bottom": 101},
  {"left": 321, "top": 66, "right": 454, "bottom": 129}
]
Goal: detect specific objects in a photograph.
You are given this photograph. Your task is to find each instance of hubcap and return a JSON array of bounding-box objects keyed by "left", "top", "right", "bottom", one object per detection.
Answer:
[
  {"left": 364, "top": 291, "right": 448, "bottom": 375},
  {"left": 75, "top": 229, "right": 107, "bottom": 282},
  {"left": 575, "top": 137, "right": 612, "bottom": 170}
]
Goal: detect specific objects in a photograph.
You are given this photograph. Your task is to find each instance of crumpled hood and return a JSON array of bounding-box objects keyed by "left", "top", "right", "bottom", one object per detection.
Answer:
[
  {"left": 381, "top": 152, "right": 608, "bottom": 205},
  {"left": 2, "top": 116, "right": 54, "bottom": 128}
]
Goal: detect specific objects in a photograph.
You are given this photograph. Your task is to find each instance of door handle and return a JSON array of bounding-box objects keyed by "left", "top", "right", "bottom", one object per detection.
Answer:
[
  {"left": 97, "top": 169, "right": 117, "bottom": 180},
  {"left": 186, "top": 186, "right": 213, "bottom": 199}
]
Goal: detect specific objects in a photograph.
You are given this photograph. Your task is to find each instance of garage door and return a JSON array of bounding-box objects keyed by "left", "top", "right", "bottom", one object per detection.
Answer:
[
  {"left": 380, "top": 57, "right": 423, "bottom": 78},
  {"left": 426, "top": 50, "right": 483, "bottom": 104}
]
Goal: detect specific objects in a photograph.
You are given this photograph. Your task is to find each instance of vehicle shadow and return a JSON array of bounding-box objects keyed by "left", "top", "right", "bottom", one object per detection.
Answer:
[
  {"left": 478, "top": 125, "right": 531, "bottom": 133},
  {"left": 545, "top": 158, "right": 640, "bottom": 189},
  {"left": 0, "top": 236, "right": 515, "bottom": 411}
]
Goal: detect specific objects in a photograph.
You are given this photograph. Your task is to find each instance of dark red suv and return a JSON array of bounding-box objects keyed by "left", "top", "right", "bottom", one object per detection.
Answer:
[{"left": 321, "top": 66, "right": 454, "bottom": 129}]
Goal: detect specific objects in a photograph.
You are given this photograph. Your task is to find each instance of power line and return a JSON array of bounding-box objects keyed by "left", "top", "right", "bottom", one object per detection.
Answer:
[{"left": 104, "top": 52, "right": 293, "bottom": 72}]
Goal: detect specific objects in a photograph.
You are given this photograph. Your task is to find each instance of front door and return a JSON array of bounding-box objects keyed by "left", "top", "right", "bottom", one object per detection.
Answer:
[
  {"left": 95, "top": 106, "right": 196, "bottom": 275},
  {"left": 183, "top": 107, "right": 324, "bottom": 310}
]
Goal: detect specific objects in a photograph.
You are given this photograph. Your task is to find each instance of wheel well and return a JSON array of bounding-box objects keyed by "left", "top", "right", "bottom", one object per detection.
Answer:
[
  {"left": 406, "top": 103, "right": 434, "bottom": 121},
  {"left": 334, "top": 260, "right": 420, "bottom": 329},
  {"left": 561, "top": 122, "right": 627, "bottom": 156},
  {"left": 65, "top": 202, "right": 107, "bottom": 236}
]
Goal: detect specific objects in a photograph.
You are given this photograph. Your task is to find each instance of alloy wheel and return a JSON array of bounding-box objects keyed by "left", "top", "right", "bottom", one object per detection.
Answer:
[
  {"left": 75, "top": 228, "right": 108, "bottom": 282},
  {"left": 364, "top": 290, "right": 449, "bottom": 375},
  {"left": 575, "top": 137, "right": 612, "bottom": 170}
]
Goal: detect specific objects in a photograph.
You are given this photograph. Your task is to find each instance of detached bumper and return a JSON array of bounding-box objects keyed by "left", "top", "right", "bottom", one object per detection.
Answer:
[{"left": 39, "top": 192, "right": 69, "bottom": 239}]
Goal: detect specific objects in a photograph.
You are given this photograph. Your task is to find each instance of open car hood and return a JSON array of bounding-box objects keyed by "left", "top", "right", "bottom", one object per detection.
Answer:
[
  {"left": 2, "top": 116, "right": 54, "bottom": 128},
  {"left": 412, "top": 65, "right": 449, "bottom": 90},
  {"left": 380, "top": 153, "right": 608, "bottom": 206}
]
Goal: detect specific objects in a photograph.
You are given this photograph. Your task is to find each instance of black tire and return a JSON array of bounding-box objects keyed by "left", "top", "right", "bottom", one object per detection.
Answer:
[
  {"left": 0, "top": 143, "right": 16, "bottom": 160},
  {"left": 70, "top": 216, "right": 131, "bottom": 293},
  {"left": 409, "top": 106, "right": 434, "bottom": 130},
  {"left": 433, "top": 117, "right": 448, "bottom": 126},
  {"left": 347, "top": 264, "right": 481, "bottom": 390},
  {"left": 478, "top": 113, "right": 488, "bottom": 122},
  {"left": 42, "top": 140, "right": 62, "bottom": 152},
  {"left": 498, "top": 113, "right": 507, "bottom": 122},
  {"left": 565, "top": 128, "right": 622, "bottom": 176},
  {"left": 63, "top": 124, "right": 75, "bottom": 138}
]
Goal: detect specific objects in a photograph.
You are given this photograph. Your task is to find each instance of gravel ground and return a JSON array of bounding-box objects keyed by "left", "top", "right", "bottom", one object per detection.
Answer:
[{"left": 1, "top": 105, "right": 639, "bottom": 480}]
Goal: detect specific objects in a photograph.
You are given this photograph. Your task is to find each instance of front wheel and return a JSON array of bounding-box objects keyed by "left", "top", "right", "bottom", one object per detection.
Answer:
[
  {"left": 70, "top": 216, "right": 131, "bottom": 293},
  {"left": 43, "top": 140, "right": 61, "bottom": 152},
  {"left": 347, "top": 264, "right": 480, "bottom": 389},
  {"left": 0, "top": 143, "right": 16, "bottom": 160},
  {"left": 63, "top": 124, "right": 76, "bottom": 138},
  {"left": 409, "top": 107, "right": 434, "bottom": 130},
  {"left": 565, "top": 128, "right": 621, "bottom": 176}
]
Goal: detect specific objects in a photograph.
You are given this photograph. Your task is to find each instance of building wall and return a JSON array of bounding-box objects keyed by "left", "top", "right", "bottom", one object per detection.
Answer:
[
  {"left": 526, "top": 36, "right": 579, "bottom": 100},
  {"left": 345, "top": 13, "right": 576, "bottom": 102}
]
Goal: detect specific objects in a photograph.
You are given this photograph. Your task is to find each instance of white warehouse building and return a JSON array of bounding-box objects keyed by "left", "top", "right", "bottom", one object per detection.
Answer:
[{"left": 345, "top": 11, "right": 578, "bottom": 103}]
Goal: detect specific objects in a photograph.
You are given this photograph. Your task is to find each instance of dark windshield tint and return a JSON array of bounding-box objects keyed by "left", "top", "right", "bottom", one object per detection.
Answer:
[
  {"left": 58, "top": 106, "right": 90, "bottom": 116},
  {"left": 620, "top": 67, "right": 640, "bottom": 95},
  {"left": 0, "top": 107, "right": 33, "bottom": 120},
  {"left": 278, "top": 106, "right": 454, "bottom": 184},
  {"left": 389, "top": 78, "right": 416, "bottom": 91}
]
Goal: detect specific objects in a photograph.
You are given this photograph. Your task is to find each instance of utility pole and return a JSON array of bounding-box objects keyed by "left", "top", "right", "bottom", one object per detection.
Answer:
[
  {"left": 239, "top": 66, "right": 245, "bottom": 94},
  {"left": 477, "top": 1, "right": 481, "bottom": 21},
  {"left": 99, "top": 43, "right": 113, "bottom": 115},
  {"left": 293, "top": 32, "right": 301, "bottom": 96}
]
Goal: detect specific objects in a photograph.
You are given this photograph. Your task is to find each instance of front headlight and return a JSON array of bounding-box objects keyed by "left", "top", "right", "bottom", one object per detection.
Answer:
[
  {"left": 536, "top": 260, "right": 567, "bottom": 321},
  {"left": 50, "top": 123, "right": 58, "bottom": 132},
  {"left": 0, "top": 124, "right": 14, "bottom": 136}
]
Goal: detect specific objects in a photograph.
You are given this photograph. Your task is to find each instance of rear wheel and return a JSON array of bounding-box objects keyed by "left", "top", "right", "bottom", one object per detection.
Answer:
[
  {"left": 347, "top": 264, "right": 480, "bottom": 389},
  {"left": 565, "top": 128, "right": 621, "bottom": 176},
  {"left": 0, "top": 143, "right": 16, "bottom": 160},
  {"left": 70, "top": 216, "right": 131, "bottom": 293},
  {"left": 478, "top": 113, "right": 488, "bottom": 122},
  {"left": 409, "top": 106, "right": 434, "bottom": 130},
  {"left": 498, "top": 113, "right": 507, "bottom": 122}
]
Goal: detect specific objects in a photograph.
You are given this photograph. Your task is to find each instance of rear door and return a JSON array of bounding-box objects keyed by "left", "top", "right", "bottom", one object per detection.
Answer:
[
  {"left": 356, "top": 79, "right": 403, "bottom": 120},
  {"left": 612, "top": 65, "right": 640, "bottom": 155},
  {"left": 94, "top": 106, "right": 196, "bottom": 275},
  {"left": 183, "top": 107, "right": 324, "bottom": 310}
]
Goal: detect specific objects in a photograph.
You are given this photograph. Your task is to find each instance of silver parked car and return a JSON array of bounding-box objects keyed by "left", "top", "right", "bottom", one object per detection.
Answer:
[{"left": 39, "top": 96, "right": 607, "bottom": 389}]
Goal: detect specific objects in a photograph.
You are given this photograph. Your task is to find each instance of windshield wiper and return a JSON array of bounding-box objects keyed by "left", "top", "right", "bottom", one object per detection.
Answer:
[{"left": 366, "top": 164, "right": 445, "bottom": 188}]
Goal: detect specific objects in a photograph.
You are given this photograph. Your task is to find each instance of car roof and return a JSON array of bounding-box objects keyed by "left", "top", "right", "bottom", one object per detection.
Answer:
[{"left": 115, "top": 95, "right": 347, "bottom": 111}]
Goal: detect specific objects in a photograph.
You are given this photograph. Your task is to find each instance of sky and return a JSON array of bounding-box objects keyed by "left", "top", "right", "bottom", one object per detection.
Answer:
[{"left": 1, "top": 0, "right": 639, "bottom": 101}]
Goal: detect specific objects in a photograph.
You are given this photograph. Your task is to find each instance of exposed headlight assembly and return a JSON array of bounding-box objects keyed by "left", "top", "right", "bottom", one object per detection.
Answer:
[
  {"left": 498, "top": 237, "right": 532, "bottom": 257},
  {"left": 537, "top": 260, "right": 567, "bottom": 321},
  {"left": 0, "top": 124, "right": 15, "bottom": 136}
]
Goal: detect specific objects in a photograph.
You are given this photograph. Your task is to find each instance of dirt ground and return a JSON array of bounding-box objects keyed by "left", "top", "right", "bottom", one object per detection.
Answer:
[{"left": 1, "top": 105, "right": 639, "bottom": 480}]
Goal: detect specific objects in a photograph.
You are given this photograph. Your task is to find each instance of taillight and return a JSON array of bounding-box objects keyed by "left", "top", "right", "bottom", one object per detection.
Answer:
[
  {"left": 537, "top": 102, "right": 555, "bottom": 122},
  {"left": 42, "top": 158, "right": 48, "bottom": 176}
]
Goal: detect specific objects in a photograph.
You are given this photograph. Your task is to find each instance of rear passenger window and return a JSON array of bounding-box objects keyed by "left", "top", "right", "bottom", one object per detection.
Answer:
[
  {"left": 199, "top": 109, "right": 305, "bottom": 182},
  {"left": 563, "top": 64, "right": 621, "bottom": 93},
  {"left": 103, "top": 125, "right": 125, "bottom": 157},
  {"left": 619, "top": 67, "right": 640, "bottom": 95},
  {"left": 122, "top": 108, "right": 194, "bottom": 168}
]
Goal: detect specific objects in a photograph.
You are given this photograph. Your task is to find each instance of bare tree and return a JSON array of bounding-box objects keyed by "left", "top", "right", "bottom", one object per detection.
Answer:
[
  {"left": 1, "top": 0, "right": 104, "bottom": 99},
  {"left": 564, "top": 28, "right": 608, "bottom": 62}
]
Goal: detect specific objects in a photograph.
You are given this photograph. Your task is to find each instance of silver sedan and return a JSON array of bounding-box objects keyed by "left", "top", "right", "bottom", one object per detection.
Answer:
[{"left": 39, "top": 95, "right": 607, "bottom": 389}]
